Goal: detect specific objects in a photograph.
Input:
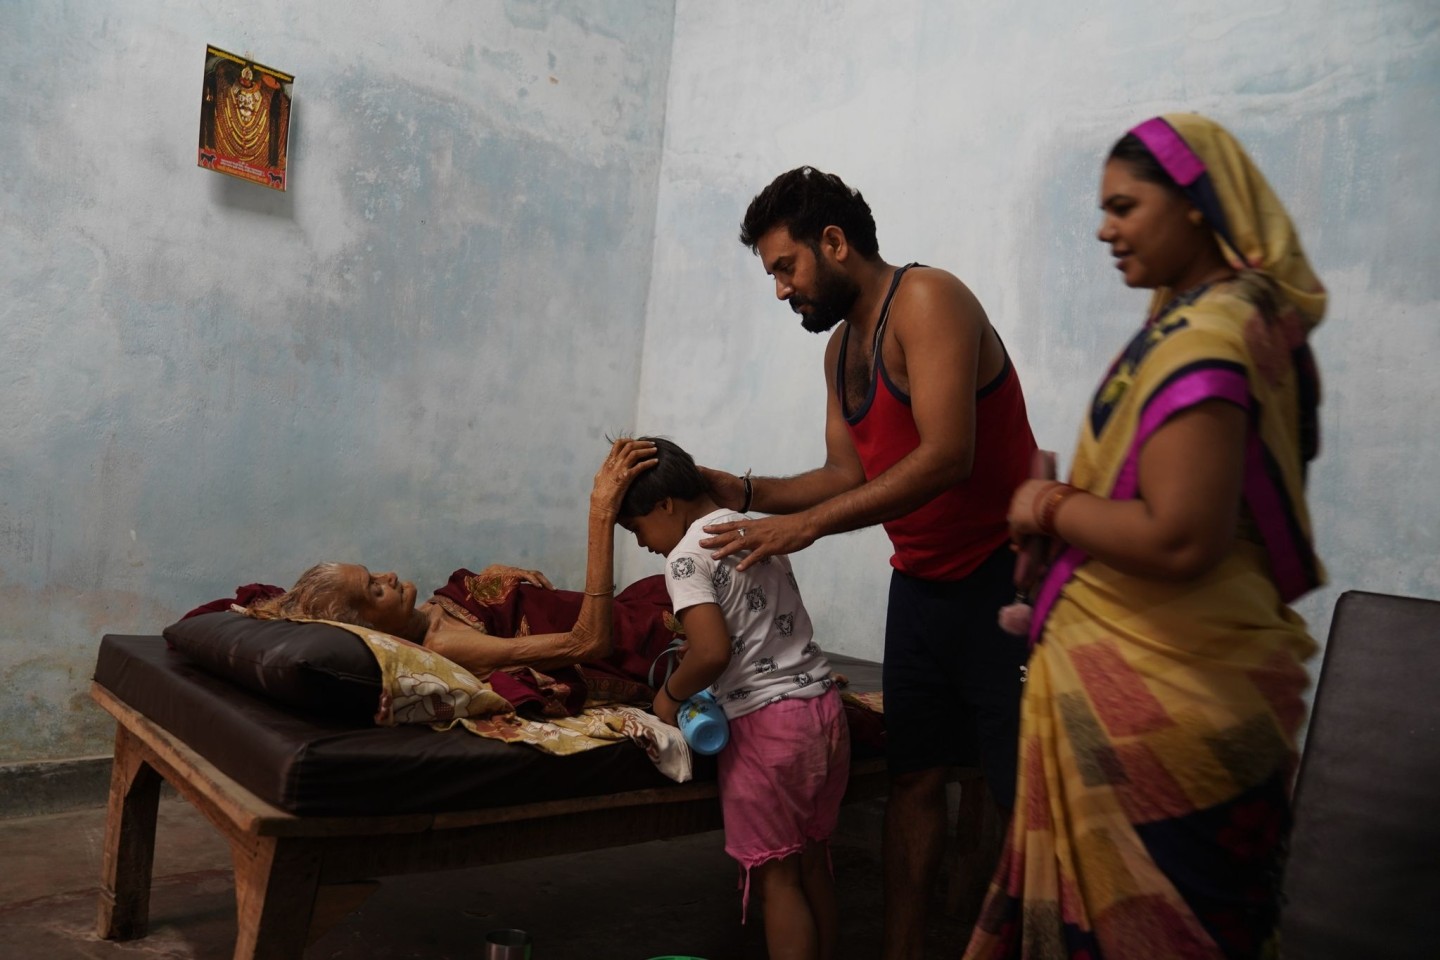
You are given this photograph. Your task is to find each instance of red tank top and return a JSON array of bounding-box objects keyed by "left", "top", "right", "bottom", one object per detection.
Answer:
[{"left": 840, "top": 265, "right": 1037, "bottom": 581}]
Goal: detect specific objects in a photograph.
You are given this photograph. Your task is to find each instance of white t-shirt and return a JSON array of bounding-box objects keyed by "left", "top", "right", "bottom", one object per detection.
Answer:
[{"left": 663, "top": 509, "right": 833, "bottom": 720}]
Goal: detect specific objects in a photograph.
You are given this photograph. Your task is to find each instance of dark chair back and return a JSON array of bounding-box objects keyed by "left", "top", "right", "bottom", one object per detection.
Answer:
[{"left": 1281, "top": 590, "right": 1440, "bottom": 958}]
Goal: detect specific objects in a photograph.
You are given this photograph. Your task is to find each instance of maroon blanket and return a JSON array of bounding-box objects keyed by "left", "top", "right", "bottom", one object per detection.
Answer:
[
  {"left": 184, "top": 571, "right": 681, "bottom": 718},
  {"left": 181, "top": 583, "right": 283, "bottom": 621},
  {"left": 431, "top": 569, "right": 680, "bottom": 716}
]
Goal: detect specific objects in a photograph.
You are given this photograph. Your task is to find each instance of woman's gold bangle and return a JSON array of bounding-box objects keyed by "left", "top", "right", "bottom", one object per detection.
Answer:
[{"left": 1036, "top": 483, "right": 1081, "bottom": 538}]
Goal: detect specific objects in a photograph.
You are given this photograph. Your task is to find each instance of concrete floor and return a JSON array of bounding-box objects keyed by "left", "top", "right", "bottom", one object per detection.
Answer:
[{"left": 0, "top": 795, "right": 978, "bottom": 959}]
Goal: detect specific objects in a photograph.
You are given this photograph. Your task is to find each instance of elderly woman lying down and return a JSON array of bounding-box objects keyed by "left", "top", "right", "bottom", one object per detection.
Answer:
[{"left": 246, "top": 438, "right": 661, "bottom": 679}]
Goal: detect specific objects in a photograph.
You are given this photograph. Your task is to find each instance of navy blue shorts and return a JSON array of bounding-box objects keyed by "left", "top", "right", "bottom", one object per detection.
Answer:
[{"left": 882, "top": 543, "right": 1028, "bottom": 810}]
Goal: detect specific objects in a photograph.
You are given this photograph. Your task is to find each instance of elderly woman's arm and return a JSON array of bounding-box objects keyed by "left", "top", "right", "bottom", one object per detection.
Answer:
[{"left": 424, "top": 439, "right": 657, "bottom": 675}]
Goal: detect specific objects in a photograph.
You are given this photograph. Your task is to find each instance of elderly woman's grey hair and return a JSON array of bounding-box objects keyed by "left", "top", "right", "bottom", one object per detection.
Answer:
[{"left": 244, "top": 562, "right": 374, "bottom": 627}]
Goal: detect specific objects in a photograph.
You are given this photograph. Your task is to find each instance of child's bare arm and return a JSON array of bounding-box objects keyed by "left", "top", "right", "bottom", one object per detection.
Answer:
[{"left": 653, "top": 602, "right": 730, "bottom": 726}]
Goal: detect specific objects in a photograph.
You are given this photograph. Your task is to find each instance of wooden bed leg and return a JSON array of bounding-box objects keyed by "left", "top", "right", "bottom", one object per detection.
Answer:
[
  {"left": 231, "top": 836, "right": 322, "bottom": 960},
  {"left": 307, "top": 882, "right": 379, "bottom": 946},
  {"left": 96, "top": 722, "right": 162, "bottom": 940}
]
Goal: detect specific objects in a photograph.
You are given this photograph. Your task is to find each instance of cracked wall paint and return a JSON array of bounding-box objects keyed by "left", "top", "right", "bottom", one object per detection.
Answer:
[{"left": 0, "top": 0, "right": 676, "bottom": 761}]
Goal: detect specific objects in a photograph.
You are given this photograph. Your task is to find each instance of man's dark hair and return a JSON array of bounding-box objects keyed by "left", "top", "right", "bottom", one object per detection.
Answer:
[
  {"left": 739, "top": 166, "right": 880, "bottom": 258},
  {"left": 618, "top": 436, "right": 708, "bottom": 520},
  {"left": 1108, "top": 133, "right": 1183, "bottom": 194}
]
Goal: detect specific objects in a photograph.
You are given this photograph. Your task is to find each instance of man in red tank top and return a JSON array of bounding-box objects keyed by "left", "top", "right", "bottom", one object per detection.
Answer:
[{"left": 699, "top": 167, "right": 1038, "bottom": 959}]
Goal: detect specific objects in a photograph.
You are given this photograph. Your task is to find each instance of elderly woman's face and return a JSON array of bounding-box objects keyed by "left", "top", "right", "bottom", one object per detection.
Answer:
[{"left": 336, "top": 563, "right": 417, "bottom": 636}]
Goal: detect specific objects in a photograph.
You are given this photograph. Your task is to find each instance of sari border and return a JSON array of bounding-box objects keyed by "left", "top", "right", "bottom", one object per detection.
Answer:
[
  {"left": 1134, "top": 362, "right": 1251, "bottom": 460},
  {"left": 1139, "top": 362, "right": 1318, "bottom": 600},
  {"left": 1029, "top": 361, "right": 1250, "bottom": 645},
  {"left": 1029, "top": 544, "right": 1088, "bottom": 646},
  {"left": 1114, "top": 361, "right": 1251, "bottom": 497},
  {"left": 1247, "top": 433, "right": 1322, "bottom": 601}
]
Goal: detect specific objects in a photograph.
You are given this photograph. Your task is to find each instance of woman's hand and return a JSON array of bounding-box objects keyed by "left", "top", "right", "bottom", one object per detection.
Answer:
[
  {"left": 590, "top": 438, "right": 658, "bottom": 518},
  {"left": 475, "top": 564, "right": 555, "bottom": 589},
  {"left": 1007, "top": 479, "right": 1058, "bottom": 541}
]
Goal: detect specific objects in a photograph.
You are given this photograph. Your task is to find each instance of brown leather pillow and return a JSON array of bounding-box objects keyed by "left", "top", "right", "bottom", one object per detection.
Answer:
[{"left": 163, "top": 611, "right": 381, "bottom": 723}]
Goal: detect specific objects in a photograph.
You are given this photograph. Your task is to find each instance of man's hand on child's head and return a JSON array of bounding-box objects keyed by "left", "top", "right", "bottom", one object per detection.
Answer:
[{"left": 697, "top": 464, "right": 746, "bottom": 511}]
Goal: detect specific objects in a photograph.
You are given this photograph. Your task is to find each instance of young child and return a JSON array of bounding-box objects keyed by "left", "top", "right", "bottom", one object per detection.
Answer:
[{"left": 616, "top": 436, "right": 849, "bottom": 960}]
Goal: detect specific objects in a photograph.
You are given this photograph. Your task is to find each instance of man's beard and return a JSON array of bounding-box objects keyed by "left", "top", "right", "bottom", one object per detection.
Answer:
[{"left": 790, "top": 264, "right": 860, "bottom": 333}]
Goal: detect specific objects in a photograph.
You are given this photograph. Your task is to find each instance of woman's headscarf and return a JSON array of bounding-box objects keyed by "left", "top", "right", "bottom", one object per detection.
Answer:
[
  {"left": 1129, "top": 113, "right": 1325, "bottom": 463},
  {"left": 1129, "top": 113, "right": 1327, "bottom": 332}
]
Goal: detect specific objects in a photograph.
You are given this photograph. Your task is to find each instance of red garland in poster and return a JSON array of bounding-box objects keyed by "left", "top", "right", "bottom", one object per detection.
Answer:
[{"left": 198, "top": 45, "right": 294, "bottom": 191}]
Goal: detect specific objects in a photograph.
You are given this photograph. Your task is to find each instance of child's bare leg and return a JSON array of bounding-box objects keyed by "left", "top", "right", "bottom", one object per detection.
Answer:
[
  {"left": 754, "top": 854, "right": 818, "bottom": 960},
  {"left": 800, "top": 839, "right": 837, "bottom": 960}
]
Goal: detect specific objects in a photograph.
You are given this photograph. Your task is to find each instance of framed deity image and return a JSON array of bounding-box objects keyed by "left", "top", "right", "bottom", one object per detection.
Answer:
[{"left": 197, "top": 45, "right": 294, "bottom": 191}]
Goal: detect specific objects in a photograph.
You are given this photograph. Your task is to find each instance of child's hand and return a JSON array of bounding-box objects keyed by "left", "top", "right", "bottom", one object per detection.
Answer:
[
  {"left": 591, "top": 438, "right": 657, "bottom": 518},
  {"left": 652, "top": 686, "right": 680, "bottom": 727}
]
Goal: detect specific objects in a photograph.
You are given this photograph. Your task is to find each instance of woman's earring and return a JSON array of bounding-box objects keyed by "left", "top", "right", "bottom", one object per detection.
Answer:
[{"left": 1187, "top": 208, "right": 1206, "bottom": 226}]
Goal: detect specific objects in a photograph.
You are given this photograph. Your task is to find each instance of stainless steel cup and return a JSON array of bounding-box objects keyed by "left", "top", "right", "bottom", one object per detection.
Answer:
[{"left": 483, "top": 928, "right": 532, "bottom": 960}]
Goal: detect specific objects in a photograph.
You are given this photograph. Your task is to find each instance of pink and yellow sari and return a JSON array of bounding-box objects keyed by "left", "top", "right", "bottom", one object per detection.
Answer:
[{"left": 965, "top": 115, "right": 1326, "bottom": 959}]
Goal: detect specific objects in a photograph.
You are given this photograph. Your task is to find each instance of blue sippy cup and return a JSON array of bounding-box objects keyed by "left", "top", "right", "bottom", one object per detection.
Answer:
[{"left": 677, "top": 689, "right": 729, "bottom": 755}]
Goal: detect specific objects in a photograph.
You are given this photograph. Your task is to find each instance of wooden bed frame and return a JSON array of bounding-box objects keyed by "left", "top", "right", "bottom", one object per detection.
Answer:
[{"left": 92, "top": 681, "right": 930, "bottom": 960}]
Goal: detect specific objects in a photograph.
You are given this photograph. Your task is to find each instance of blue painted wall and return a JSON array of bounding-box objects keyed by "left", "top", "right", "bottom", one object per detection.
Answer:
[
  {"left": 5, "top": 0, "right": 1436, "bottom": 763},
  {"left": 0, "top": 1, "right": 676, "bottom": 761},
  {"left": 636, "top": 0, "right": 1440, "bottom": 674}
]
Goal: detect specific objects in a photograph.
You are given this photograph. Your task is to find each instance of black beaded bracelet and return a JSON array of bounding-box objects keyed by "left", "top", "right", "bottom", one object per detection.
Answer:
[{"left": 740, "top": 471, "right": 754, "bottom": 514}]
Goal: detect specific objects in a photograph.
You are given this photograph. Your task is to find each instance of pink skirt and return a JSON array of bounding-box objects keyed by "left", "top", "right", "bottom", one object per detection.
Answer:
[{"left": 718, "top": 687, "right": 850, "bottom": 915}]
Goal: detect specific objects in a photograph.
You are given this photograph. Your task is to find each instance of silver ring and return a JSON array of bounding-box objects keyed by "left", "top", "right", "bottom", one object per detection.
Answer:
[{"left": 738, "top": 528, "right": 747, "bottom": 538}]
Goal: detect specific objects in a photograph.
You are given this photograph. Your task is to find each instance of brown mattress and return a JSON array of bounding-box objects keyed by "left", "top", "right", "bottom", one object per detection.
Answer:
[{"left": 93, "top": 634, "right": 881, "bottom": 817}]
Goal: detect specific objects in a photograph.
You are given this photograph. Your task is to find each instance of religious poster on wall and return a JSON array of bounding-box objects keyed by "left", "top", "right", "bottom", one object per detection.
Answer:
[{"left": 197, "top": 45, "right": 294, "bottom": 191}]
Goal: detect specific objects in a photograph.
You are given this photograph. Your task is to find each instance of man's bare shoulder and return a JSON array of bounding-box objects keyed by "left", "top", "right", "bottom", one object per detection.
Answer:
[{"left": 890, "top": 266, "right": 989, "bottom": 333}]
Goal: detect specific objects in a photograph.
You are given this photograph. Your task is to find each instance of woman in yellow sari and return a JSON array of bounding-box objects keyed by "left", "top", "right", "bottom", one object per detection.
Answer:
[{"left": 965, "top": 115, "right": 1325, "bottom": 958}]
